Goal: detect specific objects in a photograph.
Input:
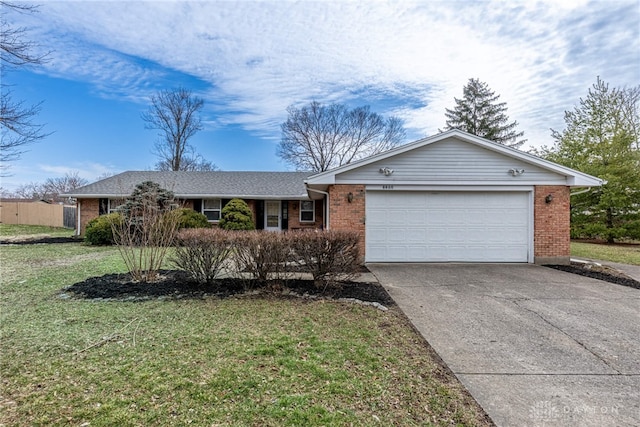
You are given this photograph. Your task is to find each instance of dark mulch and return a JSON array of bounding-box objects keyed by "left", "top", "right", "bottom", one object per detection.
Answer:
[
  {"left": 545, "top": 263, "right": 640, "bottom": 290},
  {"left": 0, "top": 236, "right": 80, "bottom": 245},
  {"left": 63, "top": 269, "right": 395, "bottom": 306}
]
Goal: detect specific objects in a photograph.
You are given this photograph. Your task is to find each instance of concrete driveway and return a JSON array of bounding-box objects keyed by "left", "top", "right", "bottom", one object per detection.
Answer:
[{"left": 367, "top": 263, "right": 640, "bottom": 427}]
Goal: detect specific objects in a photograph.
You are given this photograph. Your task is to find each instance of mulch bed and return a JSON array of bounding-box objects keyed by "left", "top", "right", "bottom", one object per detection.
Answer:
[
  {"left": 0, "top": 236, "right": 80, "bottom": 245},
  {"left": 545, "top": 263, "right": 640, "bottom": 290},
  {"left": 63, "top": 269, "right": 396, "bottom": 306}
]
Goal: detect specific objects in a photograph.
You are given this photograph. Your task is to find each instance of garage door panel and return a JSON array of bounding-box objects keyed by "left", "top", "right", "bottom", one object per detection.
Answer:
[{"left": 366, "top": 191, "right": 530, "bottom": 262}]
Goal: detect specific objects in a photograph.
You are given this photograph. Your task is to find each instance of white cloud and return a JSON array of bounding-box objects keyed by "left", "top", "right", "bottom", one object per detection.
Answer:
[{"left": 10, "top": 0, "right": 640, "bottom": 150}]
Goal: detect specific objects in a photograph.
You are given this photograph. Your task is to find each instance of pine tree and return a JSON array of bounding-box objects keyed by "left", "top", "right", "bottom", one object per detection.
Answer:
[{"left": 444, "top": 78, "right": 526, "bottom": 148}]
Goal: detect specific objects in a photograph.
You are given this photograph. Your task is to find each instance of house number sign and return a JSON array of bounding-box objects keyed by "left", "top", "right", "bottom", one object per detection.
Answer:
[{"left": 382, "top": 185, "right": 394, "bottom": 190}]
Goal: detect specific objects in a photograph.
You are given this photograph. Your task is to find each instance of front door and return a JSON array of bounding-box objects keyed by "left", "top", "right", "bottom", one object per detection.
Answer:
[{"left": 264, "top": 200, "right": 281, "bottom": 231}]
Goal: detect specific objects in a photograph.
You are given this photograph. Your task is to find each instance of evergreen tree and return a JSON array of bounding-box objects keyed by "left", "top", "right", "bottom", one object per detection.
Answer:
[
  {"left": 219, "top": 198, "right": 255, "bottom": 230},
  {"left": 539, "top": 77, "right": 640, "bottom": 242},
  {"left": 444, "top": 78, "right": 525, "bottom": 148}
]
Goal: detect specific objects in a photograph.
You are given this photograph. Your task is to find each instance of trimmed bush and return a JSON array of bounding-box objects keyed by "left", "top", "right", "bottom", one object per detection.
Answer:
[
  {"left": 291, "top": 230, "right": 361, "bottom": 287},
  {"left": 176, "top": 208, "right": 210, "bottom": 229},
  {"left": 171, "top": 228, "right": 233, "bottom": 284},
  {"left": 84, "top": 213, "right": 122, "bottom": 245},
  {"left": 219, "top": 198, "right": 255, "bottom": 230},
  {"left": 234, "top": 231, "right": 291, "bottom": 283},
  {"left": 231, "top": 230, "right": 360, "bottom": 288}
]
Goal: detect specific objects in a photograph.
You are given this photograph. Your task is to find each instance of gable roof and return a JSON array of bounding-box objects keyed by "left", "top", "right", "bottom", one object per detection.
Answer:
[
  {"left": 305, "top": 129, "right": 604, "bottom": 187},
  {"left": 65, "top": 171, "right": 314, "bottom": 200}
]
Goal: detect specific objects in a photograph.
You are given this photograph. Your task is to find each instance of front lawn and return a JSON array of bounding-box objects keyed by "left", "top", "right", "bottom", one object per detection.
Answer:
[
  {"left": 0, "top": 233, "right": 491, "bottom": 426},
  {"left": 571, "top": 241, "right": 640, "bottom": 266},
  {"left": 0, "top": 223, "right": 74, "bottom": 239}
]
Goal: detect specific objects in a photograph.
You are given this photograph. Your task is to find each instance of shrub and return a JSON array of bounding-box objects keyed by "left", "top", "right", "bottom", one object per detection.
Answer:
[
  {"left": 176, "top": 208, "right": 210, "bottom": 229},
  {"left": 111, "top": 181, "right": 180, "bottom": 282},
  {"left": 171, "top": 228, "right": 233, "bottom": 284},
  {"left": 232, "top": 231, "right": 294, "bottom": 285},
  {"left": 84, "top": 213, "right": 122, "bottom": 245},
  {"left": 291, "top": 230, "right": 361, "bottom": 288},
  {"left": 219, "top": 198, "right": 255, "bottom": 230}
]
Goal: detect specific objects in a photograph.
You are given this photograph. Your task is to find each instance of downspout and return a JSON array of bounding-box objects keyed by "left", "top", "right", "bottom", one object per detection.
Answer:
[
  {"left": 306, "top": 187, "right": 330, "bottom": 230},
  {"left": 76, "top": 200, "right": 81, "bottom": 236}
]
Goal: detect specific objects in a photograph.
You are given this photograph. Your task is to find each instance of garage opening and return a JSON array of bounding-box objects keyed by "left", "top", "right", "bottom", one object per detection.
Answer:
[{"left": 365, "top": 191, "right": 530, "bottom": 262}]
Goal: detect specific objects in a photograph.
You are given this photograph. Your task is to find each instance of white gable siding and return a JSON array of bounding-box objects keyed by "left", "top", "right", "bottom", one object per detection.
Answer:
[{"left": 335, "top": 137, "right": 567, "bottom": 184}]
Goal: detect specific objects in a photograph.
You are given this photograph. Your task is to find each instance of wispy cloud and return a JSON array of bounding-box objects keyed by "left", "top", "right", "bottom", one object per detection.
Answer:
[{"left": 9, "top": 0, "right": 639, "bottom": 149}]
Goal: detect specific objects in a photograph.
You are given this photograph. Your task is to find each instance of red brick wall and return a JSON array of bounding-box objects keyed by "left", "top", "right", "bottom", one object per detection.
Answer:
[
  {"left": 534, "top": 185, "right": 570, "bottom": 263},
  {"left": 328, "top": 184, "right": 366, "bottom": 259},
  {"left": 287, "top": 200, "right": 324, "bottom": 230},
  {"left": 79, "top": 198, "right": 100, "bottom": 235}
]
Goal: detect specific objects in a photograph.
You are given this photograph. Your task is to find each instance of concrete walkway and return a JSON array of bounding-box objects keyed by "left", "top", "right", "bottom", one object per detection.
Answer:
[{"left": 368, "top": 263, "right": 640, "bottom": 427}]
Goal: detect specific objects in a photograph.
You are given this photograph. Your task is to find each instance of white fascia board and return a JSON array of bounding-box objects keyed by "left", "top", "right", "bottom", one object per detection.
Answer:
[
  {"left": 306, "top": 129, "right": 605, "bottom": 187},
  {"left": 366, "top": 184, "right": 534, "bottom": 192},
  {"left": 305, "top": 183, "right": 330, "bottom": 200},
  {"left": 70, "top": 193, "right": 312, "bottom": 200},
  {"left": 178, "top": 194, "right": 311, "bottom": 200},
  {"left": 64, "top": 193, "right": 127, "bottom": 198},
  {"left": 338, "top": 179, "right": 567, "bottom": 186}
]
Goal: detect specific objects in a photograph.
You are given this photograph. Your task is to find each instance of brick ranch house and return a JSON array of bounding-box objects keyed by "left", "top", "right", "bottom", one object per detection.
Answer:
[{"left": 66, "top": 130, "right": 603, "bottom": 264}]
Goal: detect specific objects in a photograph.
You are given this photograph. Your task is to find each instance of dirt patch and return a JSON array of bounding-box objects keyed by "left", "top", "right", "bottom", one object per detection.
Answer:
[
  {"left": 0, "top": 236, "right": 79, "bottom": 245},
  {"left": 545, "top": 262, "right": 640, "bottom": 290},
  {"left": 63, "top": 269, "right": 396, "bottom": 306}
]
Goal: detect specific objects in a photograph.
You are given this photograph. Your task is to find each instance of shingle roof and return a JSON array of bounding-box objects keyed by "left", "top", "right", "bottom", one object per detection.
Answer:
[{"left": 64, "top": 171, "right": 314, "bottom": 199}]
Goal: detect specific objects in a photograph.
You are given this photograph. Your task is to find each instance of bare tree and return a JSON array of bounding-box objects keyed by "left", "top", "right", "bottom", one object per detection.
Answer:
[
  {"left": 155, "top": 148, "right": 217, "bottom": 171},
  {"left": 278, "top": 101, "right": 406, "bottom": 172},
  {"left": 12, "top": 171, "right": 87, "bottom": 202},
  {"left": 142, "top": 87, "right": 215, "bottom": 171},
  {"left": 43, "top": 171, "right": 88, "bottom": 200},
  {"left": 13, "top": 181, "right": 45, "bottom": 199},
  {"left": 1, "top": 1, "right": 51, "bottom": 174}
]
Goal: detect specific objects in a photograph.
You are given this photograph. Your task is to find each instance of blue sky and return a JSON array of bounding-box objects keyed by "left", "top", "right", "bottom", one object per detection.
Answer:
[{"left": 2, "top": 0, "right": 639, "bottom": 191}]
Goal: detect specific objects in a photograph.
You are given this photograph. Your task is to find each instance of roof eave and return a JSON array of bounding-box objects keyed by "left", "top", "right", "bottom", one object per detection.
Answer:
[{"left": 68, "top": 193, "right": 312, "bottom": 200}]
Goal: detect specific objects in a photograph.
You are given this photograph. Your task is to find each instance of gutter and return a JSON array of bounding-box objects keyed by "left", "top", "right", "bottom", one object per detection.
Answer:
[
  {"left": 570, "top": 187, "right": 592, "bottom": 196},
  {"left": 305, "top": 187, "right": 330, "bottom": 230}
]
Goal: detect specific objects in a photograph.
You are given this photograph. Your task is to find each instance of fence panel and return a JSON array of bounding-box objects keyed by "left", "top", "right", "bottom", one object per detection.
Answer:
[
  {"left": 0, "top": 202, "right": 74, "bottom": 228},
  {"left": 63, "top": 206, "right": 77, "bottom": 229}
]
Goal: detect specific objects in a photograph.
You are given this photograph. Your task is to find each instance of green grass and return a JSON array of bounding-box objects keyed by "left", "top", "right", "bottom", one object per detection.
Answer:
[
  {"left": 0, "top": 227, "right": 491, "bottom": 426},
  {"left": 0, "top": 223, "right": 74, "bottom": 238},
  {"left": 571, "top": 241, "right": 640, "bottom": 266}
]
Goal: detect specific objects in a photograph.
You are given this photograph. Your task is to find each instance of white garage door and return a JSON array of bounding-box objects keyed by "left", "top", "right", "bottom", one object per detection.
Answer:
[{"left": 366, "top": 191, "right": 530, "bottom": 262}]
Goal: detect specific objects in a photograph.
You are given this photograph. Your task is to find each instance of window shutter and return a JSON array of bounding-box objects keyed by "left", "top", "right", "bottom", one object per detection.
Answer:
[{"left": 99, "top": 198, "right": 108, "bottom": 215}]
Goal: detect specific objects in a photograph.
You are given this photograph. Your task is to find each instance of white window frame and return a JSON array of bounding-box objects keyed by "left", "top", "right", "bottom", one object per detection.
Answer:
[
  {"left": 299, "top": 200, "right": 315, "bottom": 222},
  {"left": 108, "top": 198, "right": 125, "bottom": 214},
  {"left": 202, "top": 198, "right": 222, "bottom": 222}
]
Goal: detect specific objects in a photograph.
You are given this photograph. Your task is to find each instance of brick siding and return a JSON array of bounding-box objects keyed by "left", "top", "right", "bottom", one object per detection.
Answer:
[
  {"left": 328, "top": 184, "right": 366, "bottom": 259},
  {"left": 534, "top": 185, "right": 570, "bottom": 264},
  {"left": 79, "top": 198, "right": 99, "bottom": 235},
  {"left": 287, "top": 200, "right": 324, "bottom": 230}
]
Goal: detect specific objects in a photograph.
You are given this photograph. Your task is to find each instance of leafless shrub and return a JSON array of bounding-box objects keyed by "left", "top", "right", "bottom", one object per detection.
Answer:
[
  {"left": 291, "top": 230, "right": 361, "bottom": 288},
  {"left": 171, "top": 228, "right": 233, "bottom": 284},
  {"left": 111, "top": 181, "right": 180, "bottom": 282},
  {"left": 232, "top": 231, "right": 296, "bottom": 286}
]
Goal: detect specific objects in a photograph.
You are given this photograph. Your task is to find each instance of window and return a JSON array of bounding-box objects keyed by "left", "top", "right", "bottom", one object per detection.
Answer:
[
  {"left": 202, "top": 199, "right": 221, "bottom": 221},
  {"left": 108, "top": 198, "right": 125, "bottom": 214},
  {"left": 300, "top": 200, "right": 315, "bottom": 222}
]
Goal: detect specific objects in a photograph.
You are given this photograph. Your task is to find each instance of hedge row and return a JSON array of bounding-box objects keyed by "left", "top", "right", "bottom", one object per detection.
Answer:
[
  {"left": 85, "top": 208, "right": 210, "bottom": 245},
  {"left": 171, "top": 229, "right": 361, "bottom": 287}
]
